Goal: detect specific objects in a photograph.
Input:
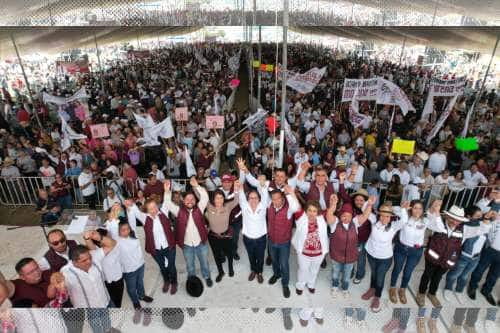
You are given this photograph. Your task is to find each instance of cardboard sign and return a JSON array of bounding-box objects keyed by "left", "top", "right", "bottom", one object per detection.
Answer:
[
  {"left": 230, "top": 79, "right": 240, "bottom": 88},
  {"left": 90, "top": 123, "right": 110, "bottom": 138},
  {"left": 206, "top": 115, "right": 224, "bottom": 129},
  {"left": 391, "top": 139, "right": 415, "bottom": 155},
  {"left": 455, "top": 137, "right": 479, "bottom": 152},
  {"left": 175, "top": 107, "right": 188, "bottom": 122}
]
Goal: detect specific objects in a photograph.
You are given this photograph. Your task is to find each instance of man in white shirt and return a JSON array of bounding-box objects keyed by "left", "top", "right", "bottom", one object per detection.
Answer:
[
  {"left": 78, "top": 166, "right": 96, "bottom": 209},
  {"left": 150, "top": 163, "right": 165, "bottom": 181},
  {"left": 294, "top": 147, "right": 309, "bottom": 166},
  {"left": 428, "top": 150, "right": 447, "bottom": 176},
  {"left": 379, "top": 162, "right": 395, "bottom": 184},
  {"left": 463, "top": 164, "right": 488, "bottom": 189},
  {"left": 408, "top": 155, "right": 424, "bottom": 181},
  {"left": 39, "top": 158, "right": 56, "bottom": 188},
  {"left": 226, "top": 140, "right": 240, "bottom": 170},
  {"left": 61, "top": 241, "right": 119, "bottom": 333},
  {"left": 103, "top": 188, "right": 124, "bottom": 212},
  {"left": 314, "top": 121, "right": 329, "bottom": 141},
  {"left": 163, "top": 177, "right": 213, "bottom": 287},
  {"left": 394, "top": 162, "right": 411, "bottom": 186}
]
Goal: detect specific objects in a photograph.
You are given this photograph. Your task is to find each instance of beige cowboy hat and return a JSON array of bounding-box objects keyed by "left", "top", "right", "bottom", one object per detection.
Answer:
[
  {"left": 444, "top": 205, "right": 469, "bottom": 223},
  {"left": 350, "top": 188, "right": 369, "bottom": 200},
  {"left": 2, "top": 157, "right": 15, "bottom": 167},
  {"left": 416, "top": 151, "right": 429, "bottom": 161},
  {"left": 378, "top": 202, "right": 394, "bottom": 216}
]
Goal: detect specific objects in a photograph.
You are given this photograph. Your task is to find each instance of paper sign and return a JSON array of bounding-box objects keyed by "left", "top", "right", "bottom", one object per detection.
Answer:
[
  {"left": 265, "top": 64, "right": 274, "bottom": 72},
  {"left": 175, "top": 107, "right": 188, "bottom": 121},
  {"left": 66, "top": 215, "right": 88, "bottom": 234},
  {"left": 253, "top": 60, "right": 260, "bottom": 68},
  {"left": 455, "top": 137, "right": 478, "bottom": 152},
  {"left": 90, "top": 123, "right": 110, "bottom": 138},
  {"left": 230, "top": 79, "right": 240, "bottom": 88},
  {"left": 391, "top": 139, "right": 415, "bottom": 155},
  {"left": 206, "top": 115, "right": 224, "bottom": 129}
]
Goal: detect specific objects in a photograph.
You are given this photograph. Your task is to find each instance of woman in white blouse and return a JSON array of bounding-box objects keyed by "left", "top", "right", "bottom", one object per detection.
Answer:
[
  {"left": 388, "top": 200, "right": 441, "bottom": 304},
  {"left": 361, "top": 201, "right": 409, "bottom": 313},
  {"left": 292, "top": 201, "right": 330, "bottom": 296},
  {"left": 104, "top": 203, "right": 126, "bottom": 240},
  {"left": 117, "top": 221, "right": 153, "bottom": 314}
]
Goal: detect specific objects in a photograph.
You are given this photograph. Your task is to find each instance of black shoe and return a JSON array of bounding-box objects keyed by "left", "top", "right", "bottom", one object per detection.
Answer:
[
  {"left": 320, "top": 259, "right": 327, "bottom": 269},
  {"left": 467, "top": 287, "right": 477, "bottom": 300},
  {"left": 229, "top": 269, "right": 234, "bottom": 277},
  {"left": 140, "top": 296, "right": 154, "bottom": 303},
  {"left": 220, "top": 257, "right": 226, "bottom": 264},
  {"left": 234, "top": 253, "right": 240, "bottom": 260},
  {"left": 216, "top": 272, "right": 224, "bottom": 283},
  {"left": 268, "top": 275, "right": 281, "bottom": 285},
  {"left": 206, "top": 278, "right": 213, "bottom": 287},
  {"left": 481, "top": 289, "right": 496, "bottom": 306},
  {"left": 266, "top": 256, "right": 272, "bottom": 266},
  {"left": 283, "top": 286, "right": 291, "bottom": 298}
]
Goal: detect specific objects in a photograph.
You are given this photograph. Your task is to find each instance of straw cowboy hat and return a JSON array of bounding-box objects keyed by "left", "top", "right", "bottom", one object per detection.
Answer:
[
  {"left": 350, "top": 188, "right": 369, "bottom": 200},
  {"left": 416, "top": 151, "right": 429, "bottom": 161},
  {"left": 378, "top": 203, "right": 394, "bottom": 216},
  {"left": 443, "top": 205, "right": 469, "bottom": 223},
  {"left": 2, "top": 157, "right": 15, "bottom": 167}
]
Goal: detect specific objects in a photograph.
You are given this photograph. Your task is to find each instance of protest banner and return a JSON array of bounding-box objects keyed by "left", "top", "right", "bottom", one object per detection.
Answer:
[
  {"left": 286, "top": 67, "right": 327, "bottom": 94},
  {"left": 126, "top": 50, "right": 151, "bottom": 60},
  {"left": 341, "top": 78, "right": 379, "bottom": 102},
  {"left": 56, "top": 59, "right": 89, "bottom": 74},
  {"left": 426, "top": 95, "right": 458, "bottom": 144},
  {"left": 90, "top": 124, "right": 110, "bottom": 139},
  {"left": 455, "top": 137, "right": 479, "bottom": 152},
  {"left": 206, "top": 115, "right": 225, "bottom": 129},
  {"left": 42, "top": 87, "right": 88, "bottom": 105},
  {"left": 376, "top": 79, "right": 415, "bottom": 115},
  {"left": 391, "top": 139, "right": 416, "bottom": 155},
  {"left": 174, "top": 107, "right": 189, "bottom": 122},
  {"left": 421, "top": 76, "right": 466, "bottom": 120}
]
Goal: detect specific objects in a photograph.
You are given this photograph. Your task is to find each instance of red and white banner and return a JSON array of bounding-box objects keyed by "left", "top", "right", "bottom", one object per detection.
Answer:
[
  {"left": 56, "top": 60, "right": 89, "bottom": 74},
  {"left": 342, "top": 78, "right": 379, "bottom": 102},
  {"left": 348, "top": 89, "right": 370, "bottom": 129},
  {"left": 426, "top": 95, "right": 458, "bottom": 145},
  {"left": 286, "top": 67, "right": 327, "bottom": 94},
  {"left": 42, "top": 87, "right": 88, "bottom": 105},
  {"left": 421, "top": 76, "right": 466, "bottom": 120},
  {"left": 376, "top": 79, "right": 415, "bottom": 115}
]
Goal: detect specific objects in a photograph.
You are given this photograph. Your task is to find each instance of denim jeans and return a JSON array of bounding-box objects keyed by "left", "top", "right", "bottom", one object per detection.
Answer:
[
  {"left": 392, "top": 308, "right": 411, "bottom": 330},
  {"left": 243, "top": 234, "right": 267, "bottom": 274},
  {"left": 390, "top": 241, "right": 424, "bottom": 288},
  {"left": 87, "top": 301, "right": 113, "bottom": 333},
  {"left": 123, "top": 264, "right": 146, "bottom": 306},
  {"left": 469, "top": 246, "right": 500, "bottom": 294},
  {"left": 57, "top": 194, "right": 73, "bottom": 210},
  {"left": 152, "top": 247, "right": 177, "bottom": 284},
  {"left": 355, "top": 242, "right": 367, "bottom": 280},
  {"left": 268, "top": 240, "right": 291, "bottom": 286},
  {"left": 445, "top": 255, "right": 480, "bottom": 292},
  {"left": 345, "top": 308, "right": 366, "bottom": 321},
  {"left": 367, "top": 253, "right": 392, "bottom": 297},
  {"left": 418, "top": 307, "right": 441, "bottom": 319},
  {"left": 331, "top": 259, "right": 354, "bottom": 290},
  {"left": 183, "top": 242, "right": 211, "bottom": 279}
]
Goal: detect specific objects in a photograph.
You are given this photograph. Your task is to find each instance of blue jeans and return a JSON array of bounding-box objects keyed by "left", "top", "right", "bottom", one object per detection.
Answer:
[
  {"left": 367, "top": 253, "right": 392, "bottom": 297},
  {"left": 469, "top": 246, "right": 500, "bottom": 294},
  {"left": 331, "top": 259, "right": 354, "bottom": 290},
  {"left": 445, "top": 255, "right": 480, "bottom": 292},
  {"left": 87, "top": 301, "right": 113, "bottom": 333},
  {"left": 243, "top": 234, "right": 267, "bottom": 274},
  {"left": 418, "top": 307, "right": 441, "bottom": 319},
  {"left": 123, "top": 264, "right": 146, "bottom": 306},
  {"left": 355, "top": 242, "right": 367, "bottom": 280},
  {"left": 345, "top": 308, "right": 366, "bottom": 321},
  {"left": 390, "top": 241, "right": 424, "bottom": 288},
  {"left": 152, "top": 247, "right": 177, "bottom": 284},
  {"left": 269, "top": 240, "right": 291, "bottom": 286},
  {"left": 183, "top": 242, "right": 211, "bottom": 279}
]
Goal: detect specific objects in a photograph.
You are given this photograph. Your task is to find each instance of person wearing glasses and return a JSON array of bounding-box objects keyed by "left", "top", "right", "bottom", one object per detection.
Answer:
[{"left": 38, "top": 229, "right": 78, "bottom": 272}]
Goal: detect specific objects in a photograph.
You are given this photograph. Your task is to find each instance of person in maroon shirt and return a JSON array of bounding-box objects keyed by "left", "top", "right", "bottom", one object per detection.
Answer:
[
  {"left": 10, "top": 258, "right": 62, "bottom": 307},
  {"left": 196, "top": 147, "right": 213, "bottom": 171},
  {"left": 143, "top": 174, "right": 164, "bottom": 200},
  {"left": 51, "top": 174, "right": 73, "bottom": 210}
]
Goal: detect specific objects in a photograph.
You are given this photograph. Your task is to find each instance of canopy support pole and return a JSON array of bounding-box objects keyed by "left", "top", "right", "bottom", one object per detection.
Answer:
[
  {"left": 93, "top": 33, "right": 105, "bottom": 95},
  {"left": 399, "top": 36, "right": 407, "bottom": 65},
  {"left": 278, "top": 0, "right": 289, "bottom": 168},
  {"left": 10, "top": 33, "right": 42, "bottom": 128}
]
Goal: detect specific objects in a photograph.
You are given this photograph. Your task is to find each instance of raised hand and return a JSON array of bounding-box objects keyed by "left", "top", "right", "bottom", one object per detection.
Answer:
[
  {"left": 300, "top": 161, "right": 311, "bottom": 172},
  {"left": 233, "top": 179, "right": 241, "bottom": 192},
  {"left": 189, "top": 176, "right": 198, "bottom": 188},
  {"left": 401, "top": 201, "right": 411, "bottom": 210},
  {"left": 283, "top": 185, "right": 294, "bottom": 195},
  {"left": 338, "top": 172, "right": 346, "bottom": 183},
  {"left": 329, "top": 193, "right": 338, "bottom": 208},
  {"left": 367, "top": 195, "right": 377, "bottom": 206},
  {"left": 236, "top": 157, "right": 246, "bottom": 171},
  {"left": 430, "top": 200, "right": 442, "bottom": 214},
  {"left": 163, "top": 179, "right": 171, "bottom": 192}
]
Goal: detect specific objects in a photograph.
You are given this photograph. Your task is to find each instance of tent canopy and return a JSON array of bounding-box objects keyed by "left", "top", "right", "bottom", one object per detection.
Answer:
[
  {"left": 0, "top": 27, "right": 200, "bottom": 58},
  {"left": 290, "top": 27, "right": 500, "bottom": 53}
]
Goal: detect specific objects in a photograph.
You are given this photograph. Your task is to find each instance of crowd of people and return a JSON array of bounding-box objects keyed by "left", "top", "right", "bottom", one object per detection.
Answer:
[{"left": 0, "top": 40, "right": 499, "bottom": 333}]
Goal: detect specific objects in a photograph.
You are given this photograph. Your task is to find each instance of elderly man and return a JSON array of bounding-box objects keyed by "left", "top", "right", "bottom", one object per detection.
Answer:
[{"left": 164, "top": 177, "right": 213, "bottom": 287}]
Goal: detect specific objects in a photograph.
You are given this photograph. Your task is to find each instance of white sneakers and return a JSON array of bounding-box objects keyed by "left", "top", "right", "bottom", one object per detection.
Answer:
[
  {"left": 443, "top": 289, "right": 454, "bottom": 302},
  {"left": 331, "top": 287, "right": 339, "bottom": 298},
  {"left": 454, "top": 291, "right": 466, "bottom": 305}
]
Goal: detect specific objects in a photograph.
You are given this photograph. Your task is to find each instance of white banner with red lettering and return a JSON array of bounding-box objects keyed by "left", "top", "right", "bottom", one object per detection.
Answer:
[
  {"left": 286, "top": 67, "right": 327, "bottom": 94},
  {"left": 376, "top": 79, "right": 415, "bottom": 115},
  {"left": 421, "top": 77, "right": 466, "bottom": 120},
  {"left": 341, "top": 78, "right": 379, "bottom": 102},
  {"left": 43, "top": 87, "right": 88, "bottom": 105}
]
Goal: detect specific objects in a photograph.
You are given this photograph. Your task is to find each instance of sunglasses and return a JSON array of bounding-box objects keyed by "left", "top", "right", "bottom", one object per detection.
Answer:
[{"left": 50, "top": 238, "right": 66, "bottom": 246}]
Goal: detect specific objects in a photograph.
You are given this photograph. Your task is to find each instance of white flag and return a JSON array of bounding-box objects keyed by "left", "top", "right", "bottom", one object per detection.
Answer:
[
  {"left": 135, "top": 114, "right": 175, "bottom": 146},
  {"left": 376, "top": 79, "right": 415, "bottom": 115},
  {"left": 243, "top": 108, "right": 268, "bottom": 129},
  {"left": 461, "top": 103, "right": 474, "bottom": 137},
  {"left": 286, "top": 67, "right": 326, "bottom": 94},
  {"left": 43, "top": 87, "right": 88, "bottom": 105},
  {"left": 426, "top": 95, "right": 458, "bottom": 145},
  {"left": 60, "top": 116, "right": 87, "bottom": 151},
  {"left": 185, "top": 147, "right": 196, "bottom": 177},
  {"left": 348, "top": 88, "right": 369, "bottom": 129}
]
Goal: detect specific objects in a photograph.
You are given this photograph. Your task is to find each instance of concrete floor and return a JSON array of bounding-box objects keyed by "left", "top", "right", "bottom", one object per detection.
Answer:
[{"left": 2, "top": 221, "right": 499, "bottom": 332}]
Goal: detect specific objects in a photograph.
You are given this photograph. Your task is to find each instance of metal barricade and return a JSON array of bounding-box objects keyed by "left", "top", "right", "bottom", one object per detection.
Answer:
[{"left": 0, "top": 176, "right": 494, "bottom": 210}]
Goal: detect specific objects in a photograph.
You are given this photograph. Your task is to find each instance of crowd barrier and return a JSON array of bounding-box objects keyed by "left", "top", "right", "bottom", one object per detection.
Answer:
[{"left": 0, "top": 176, "right": 493, "bottom": 212}]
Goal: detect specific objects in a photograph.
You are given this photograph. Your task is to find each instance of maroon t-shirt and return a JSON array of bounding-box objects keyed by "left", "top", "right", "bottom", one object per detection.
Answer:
[{"left": 11, "top": 270, "right": 52, "bottom": 307}]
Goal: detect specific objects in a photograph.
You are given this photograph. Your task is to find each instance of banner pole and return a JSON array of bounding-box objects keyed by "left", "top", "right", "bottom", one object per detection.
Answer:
[
  {"left": 10, "top": 33, "right": 43, "bottom": 128},
  {"left": 93, "top": 33, "right": 105, "bottom": 95},
  {"left": 278, "top": 0, "right": 289, "bottom": 168}
]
